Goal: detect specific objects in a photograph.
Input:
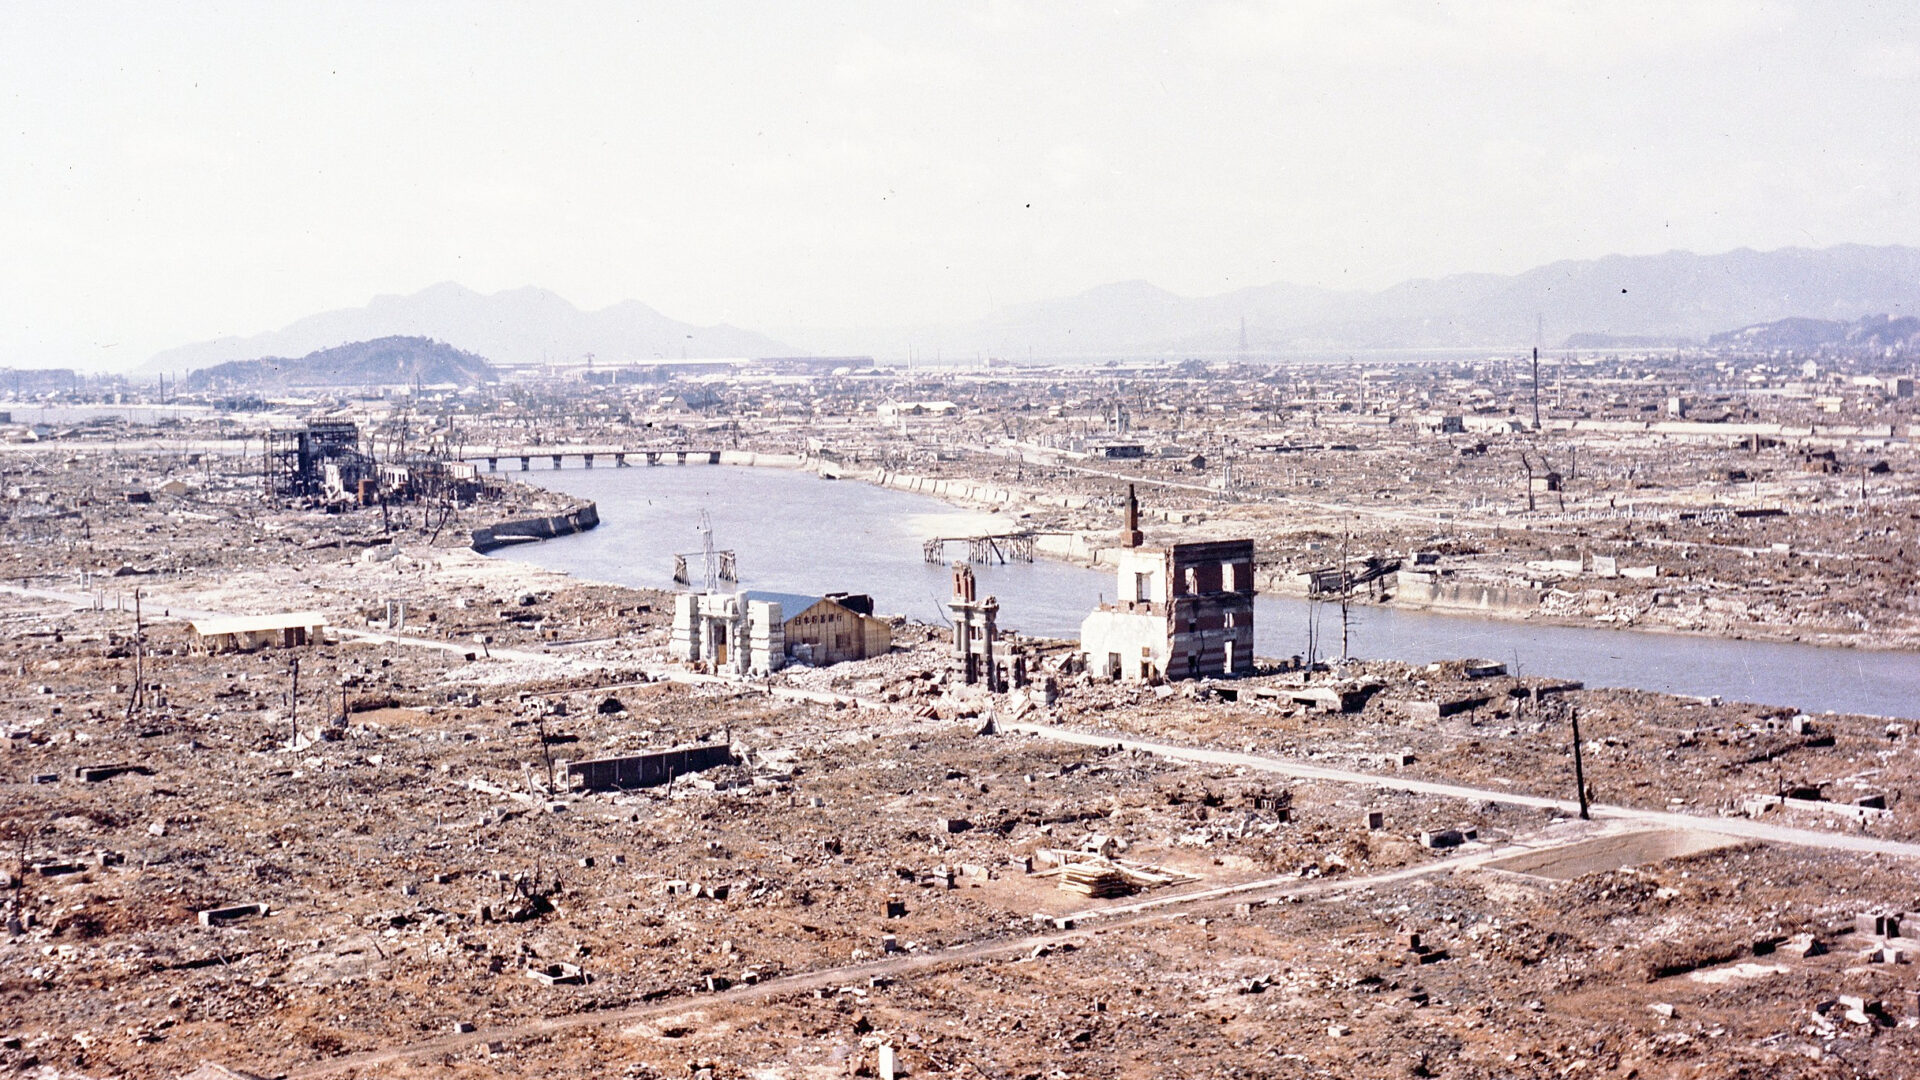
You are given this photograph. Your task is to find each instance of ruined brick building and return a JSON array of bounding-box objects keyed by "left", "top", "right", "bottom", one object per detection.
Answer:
[{"left": 1079, "top": 485, "right": 1256, "bottom": 681}]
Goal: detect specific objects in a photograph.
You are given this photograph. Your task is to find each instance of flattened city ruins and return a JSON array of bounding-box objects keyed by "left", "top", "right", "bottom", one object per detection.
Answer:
[
  {"left": 7, "top": 9, "right": 1920, "bottom": 1078},
  {"left": 2, "top": 342, "right": 1918, "bottom": 1080}
]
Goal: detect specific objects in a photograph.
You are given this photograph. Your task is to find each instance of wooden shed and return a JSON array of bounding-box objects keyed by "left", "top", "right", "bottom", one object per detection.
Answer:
[
  {"left": 748, "top": 591, "right": 892, "bottom": 666},
  {"left": 189, "top": 611, "right": 330, "bottom": 655}
]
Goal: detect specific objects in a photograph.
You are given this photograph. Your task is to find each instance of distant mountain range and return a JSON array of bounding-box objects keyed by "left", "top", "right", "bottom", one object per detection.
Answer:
[
  {"left": 138, "top": 283, "right": 793, "bottom": 377},
  {"left": 1706, "top": 313, "right": 1920, "bottom": 353},
  {"left": 136, "top": 244, "right": 1920, "bottom": 375},
  {"left": 181, "top": 336, "right": 495, "bottom": 392},
  {"left": 875, "top": 244, "right": 1920, "bottom": 358}
]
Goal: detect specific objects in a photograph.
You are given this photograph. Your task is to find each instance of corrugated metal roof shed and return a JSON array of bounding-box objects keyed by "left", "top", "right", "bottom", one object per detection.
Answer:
[{"left": 189, "top": 611, "right": 330, "bottom": 637}]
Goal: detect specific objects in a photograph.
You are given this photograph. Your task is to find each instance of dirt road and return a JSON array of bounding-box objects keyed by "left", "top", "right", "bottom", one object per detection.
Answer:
[
  {"left": 1005, "top": 721, "right": 1920, "bottom": 860},
  {"left": 283, "top": 824, "right": 1599, "bottom": 1077}
]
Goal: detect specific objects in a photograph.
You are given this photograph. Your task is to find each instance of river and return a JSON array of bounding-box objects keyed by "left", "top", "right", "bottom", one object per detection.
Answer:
[{"left": 482, "top": 463, "right": 1920, "bottom": 719}]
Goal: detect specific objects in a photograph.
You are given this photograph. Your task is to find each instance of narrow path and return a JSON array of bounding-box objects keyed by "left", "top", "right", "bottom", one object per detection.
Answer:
[
  {"left": 281, "top": 826, "right": 1589, "bottom": 1077},
  {"left": 1005, "top": 721, "right": 1920, "bottom": 859}
]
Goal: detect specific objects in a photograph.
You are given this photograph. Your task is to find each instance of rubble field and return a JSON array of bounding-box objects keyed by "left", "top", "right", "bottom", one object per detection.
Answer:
[{"left": 0, "top": 448, "right": 1916, "bottom": 1078}]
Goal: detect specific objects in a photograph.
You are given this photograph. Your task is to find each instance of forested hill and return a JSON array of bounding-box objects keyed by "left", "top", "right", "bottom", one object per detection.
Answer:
[{"left": 180, "top": 336, "right": 495, "bottom": 391}]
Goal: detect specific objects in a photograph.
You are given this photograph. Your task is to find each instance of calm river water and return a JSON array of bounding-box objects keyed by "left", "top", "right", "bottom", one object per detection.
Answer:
[{"left": 484, "top": 464, "right": 1920, "bottom": 719}]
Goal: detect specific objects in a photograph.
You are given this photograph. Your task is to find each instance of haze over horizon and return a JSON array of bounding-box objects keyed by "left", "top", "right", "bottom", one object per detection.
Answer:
[{"left": 7, "top": 2, "right": 1919, "bottom": 371}]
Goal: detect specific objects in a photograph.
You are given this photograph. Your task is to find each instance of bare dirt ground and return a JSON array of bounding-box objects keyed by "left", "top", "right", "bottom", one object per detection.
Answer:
[{"left": 0, "top": 447, "right": 1916, "bottom": 1079}]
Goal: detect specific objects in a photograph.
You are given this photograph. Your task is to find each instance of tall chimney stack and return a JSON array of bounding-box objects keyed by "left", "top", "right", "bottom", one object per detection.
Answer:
[{"left": 1121, "top": 483, "right": 1144, "bottom": 548}]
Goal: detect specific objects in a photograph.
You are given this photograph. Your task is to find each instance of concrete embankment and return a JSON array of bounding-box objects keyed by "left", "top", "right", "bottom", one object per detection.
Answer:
[
  {"left": 470, "top": 502, "right": 601, "bottom": 553},
  {"left": 716, "top": 450, "right": 807, "bottom": 468},
  {"left": 1380, "top": 574, "right": 1545, "bottom": 616},
  {"left": 1252, "top": 572, "right": 1544, "bottom": 618},
  {"left": 867, "top": 467, "right": 1112, "bottom": 562}
]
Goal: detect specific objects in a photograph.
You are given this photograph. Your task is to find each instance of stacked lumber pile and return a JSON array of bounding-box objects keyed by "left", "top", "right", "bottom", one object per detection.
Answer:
[{"left": 1058, "top": 862, "right": 1135, "bottom": 898}]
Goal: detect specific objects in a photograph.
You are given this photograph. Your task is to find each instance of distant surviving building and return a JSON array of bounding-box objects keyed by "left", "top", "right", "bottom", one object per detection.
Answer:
[
  {"left": 876, "top": 399, "right": 959, "bottom": 422},
  {"left": 670, "top": 590, "right": 890, "bottom": 675},
  {"left": 1079, "top": 486, "right": 1256, "bottom": 682}
]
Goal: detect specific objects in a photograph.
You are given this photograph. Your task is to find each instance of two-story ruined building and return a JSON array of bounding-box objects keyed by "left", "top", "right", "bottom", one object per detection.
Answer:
[{"left": 1079, "top": 486, "right": 1256, "bottom": 682}]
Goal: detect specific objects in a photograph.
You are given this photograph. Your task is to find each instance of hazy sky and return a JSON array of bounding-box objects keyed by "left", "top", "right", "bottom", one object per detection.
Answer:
[{"left": 5, "top": 1, "right": 1918, "bottom": 369}]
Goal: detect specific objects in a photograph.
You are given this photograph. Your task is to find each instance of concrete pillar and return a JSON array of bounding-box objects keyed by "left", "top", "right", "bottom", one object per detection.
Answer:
[
  {"left": 550, "top": 455, "right": 563, "bottom": 470},
  {"left": 615, "top": 453, "right": 627, "bottom": 467},
  {"left": 486, "top": 457, "right": 498, "bottom": 472},
  {"left": 669, "top": 594, "right": 700, "bottom": 662},
  {"left": 583, "top": 454, "right": 594, "bottom": 468},
  {"left": 519, "top": 457, "right": 530, "bottom": 471}
]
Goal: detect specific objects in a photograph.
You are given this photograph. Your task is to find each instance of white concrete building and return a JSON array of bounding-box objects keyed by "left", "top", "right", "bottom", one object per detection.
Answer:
[{"left": 670, "top": 592, "right": 786, "bottom": 675}]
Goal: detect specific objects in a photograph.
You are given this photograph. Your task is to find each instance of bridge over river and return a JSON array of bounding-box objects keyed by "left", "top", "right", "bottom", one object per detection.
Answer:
[{"left": 462, "top": 446, "right": 741, "bottom": 471}]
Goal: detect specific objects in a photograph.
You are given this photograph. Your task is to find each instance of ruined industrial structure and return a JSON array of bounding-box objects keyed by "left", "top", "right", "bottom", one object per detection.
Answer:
[
  {"left": 1080, "top": 485, "right": 1257, "bottom": 681},
  {"left": 561, "top": 743, "right": 734, "bottom": 792},
  {"left": 265, "top": 419, "right": 371, "bottom": 502},
  {"left": 265, "top": 417, "right": 486, "bottom": 509}
]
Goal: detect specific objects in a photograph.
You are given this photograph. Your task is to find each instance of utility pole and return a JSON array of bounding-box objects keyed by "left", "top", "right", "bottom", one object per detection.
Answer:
[
  {"left": 1569, "top": 704, "right": 1590, "bottom": 820},
  {"left": 1531, "top": 346, "right": 1542, "bottom": 431},
  {"left": 534, "top": 707, "right": 556, "bottom": 788},
  {"left": 1339, "top": 527, "right": 1352, "bottom": 662},
  {"left": 288, "top": 656, "right": 300, "bottom": 747},
  {"left": 124, "top": 589, "right": 144, "bottom": 720},
  {"left": 1304, "top": 598, "right": 1318, "bottom": 669}
]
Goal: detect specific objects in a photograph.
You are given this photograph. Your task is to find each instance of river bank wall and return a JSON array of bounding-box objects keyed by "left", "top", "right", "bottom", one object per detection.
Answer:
[{"left": 470, "top": 502, "right": 601, "bottom": 554}]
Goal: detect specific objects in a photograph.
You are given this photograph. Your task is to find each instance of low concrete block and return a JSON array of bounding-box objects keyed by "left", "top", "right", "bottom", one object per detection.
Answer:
[{"left": 198, "top": 902, "right": 269, "bottom": 927}]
